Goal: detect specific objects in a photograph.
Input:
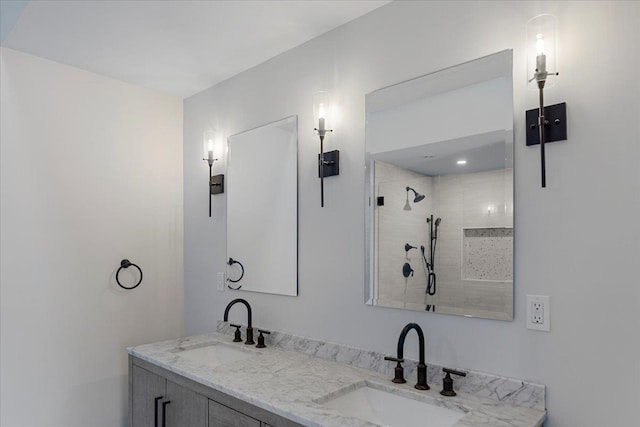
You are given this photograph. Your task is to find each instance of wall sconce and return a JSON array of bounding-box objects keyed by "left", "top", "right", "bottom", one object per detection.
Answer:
[
  {"left": 526, "top": 14, "right": 567, "bottom": 188},
  {"left": 313, "top": 91, "right": 339, "bottom": 207},
  {"left": 202, "top": 130, "right": 224, "bottom": 218}
]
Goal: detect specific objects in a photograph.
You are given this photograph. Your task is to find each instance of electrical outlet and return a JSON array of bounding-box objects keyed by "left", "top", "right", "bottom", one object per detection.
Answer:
[
  {"left": 532, "top": 302, "right": 544, "bottom": 324},
  {"left": 526, "top": 295, "right": 550, "bottom": 331},
  {"left": 216, "top": 272, "right": 225, "bottom": 292}
]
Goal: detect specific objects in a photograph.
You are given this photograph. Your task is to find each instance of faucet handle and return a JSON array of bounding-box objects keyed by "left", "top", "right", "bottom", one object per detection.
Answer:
[
  {"left": 229, "top": 323, "right": 242, "bottom": 342},
  {"left": 440, "top": 368, "right": 467, "bottom": 397},
  {"left": 256, "top": 329, "right": 271, "bottom": 348},
  {"left": 384, "top": 356, "right": 407, "bottom": 384},
  {"left": 443, "top": 367, "right": 466, "bottom": 377}
]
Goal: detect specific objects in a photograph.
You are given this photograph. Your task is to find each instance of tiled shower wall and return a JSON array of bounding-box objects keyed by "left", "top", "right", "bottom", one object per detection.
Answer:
[
  {"left": 374, "top": 161, "right": 433, "bottom": 310},
  {"left": 375, "top": 163, "right": 513, "bottom": 319},
  {"left": 433, "top": 168, "right": 513, "bottom": 319}
]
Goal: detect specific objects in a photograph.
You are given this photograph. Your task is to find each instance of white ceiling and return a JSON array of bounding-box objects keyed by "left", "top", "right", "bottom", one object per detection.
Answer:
[
  {"left": 1, "top": 0, "right": 390, "bottom": 98},
  {"left": 373, "top": 130, "right": 512, "bottom": 177}
]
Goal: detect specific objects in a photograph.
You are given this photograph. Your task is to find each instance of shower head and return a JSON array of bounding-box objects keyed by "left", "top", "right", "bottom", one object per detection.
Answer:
[
  {"left": 435, "top": 218, "right": 441, "bottom": 227},
  {"left": 406, "top": 186, "right": 426, "bottom": 203}
]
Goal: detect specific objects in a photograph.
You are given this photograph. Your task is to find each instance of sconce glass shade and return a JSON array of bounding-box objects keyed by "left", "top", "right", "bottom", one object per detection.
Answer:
[
  {"left": 312, "top": 91, "right": 333, "bottom": 135},
  {"left": 203, "top": 130, "right": 223, "bottom": 161},
  {"left": 527, "top": 14, "right": 558, "bottom": 89}
]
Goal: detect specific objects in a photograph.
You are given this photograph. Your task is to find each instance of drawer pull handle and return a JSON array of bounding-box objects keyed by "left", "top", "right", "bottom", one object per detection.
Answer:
[
  {"left": 162, "top": 400, "right": 171, "bottom": 427},
  {"left": 154, "top": 396, "right": 163, "bottom": 427}
]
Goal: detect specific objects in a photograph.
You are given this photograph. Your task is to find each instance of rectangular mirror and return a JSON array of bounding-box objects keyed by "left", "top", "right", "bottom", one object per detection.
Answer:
[
  {"left": 365, "top": 50, "right": 513, "bottom": 320},
  {"left": 227, "top": 116, "right": 298, "bottom": 296}
]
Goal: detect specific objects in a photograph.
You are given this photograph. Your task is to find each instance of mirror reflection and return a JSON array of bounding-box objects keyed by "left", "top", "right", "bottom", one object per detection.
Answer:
[
  {"left": 227, "top": 116, "right": 298, "bottom": 296},
  {"left": 365, "top": 51, "right": 513, "bottom": 320}
]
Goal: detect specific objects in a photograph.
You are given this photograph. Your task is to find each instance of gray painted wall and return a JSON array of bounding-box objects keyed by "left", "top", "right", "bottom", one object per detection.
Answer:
[{"left": 184, "top": 2, "right": 640, "bottom": 426}]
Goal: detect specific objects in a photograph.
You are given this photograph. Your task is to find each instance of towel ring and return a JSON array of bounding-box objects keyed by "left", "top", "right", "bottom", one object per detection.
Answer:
[
  {"left": 116, "top": 259, "right": 143, "bottom": 290},
  {"left": 227, "top": 257, "right": 244, "bottom": 290}
]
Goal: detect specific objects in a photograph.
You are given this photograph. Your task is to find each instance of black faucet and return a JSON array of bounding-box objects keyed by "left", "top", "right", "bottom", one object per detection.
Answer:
[
  {"left": 223, "top": 299, "right": 255, "bottom": 345},
  {"left": 384, "top": 323, "right": 429, "bottom": 390}
]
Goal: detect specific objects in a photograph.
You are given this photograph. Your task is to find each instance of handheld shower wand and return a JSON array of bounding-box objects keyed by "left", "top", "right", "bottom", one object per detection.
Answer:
[
  {"left": 420, "top": 245, "right": 430, "bottom": 269},
  {"left": 423, "top": 215, "right": 441, "bottom": 303},
  {"left": 420, "top": 245, "right": 436, "bottom": 297}
]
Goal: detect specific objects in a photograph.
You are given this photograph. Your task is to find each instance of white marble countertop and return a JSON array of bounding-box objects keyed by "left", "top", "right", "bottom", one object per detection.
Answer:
[{"left": 129, "top": 331, "right": 545, "bottom": 427}]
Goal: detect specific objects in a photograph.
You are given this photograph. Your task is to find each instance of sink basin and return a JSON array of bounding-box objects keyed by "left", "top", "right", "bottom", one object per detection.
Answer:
[
  {"left": 171, "top": 341, "right": 259, "bottom": 367},
  {"left": 320, "top": 383, "right": 466, "bottom": 427}
]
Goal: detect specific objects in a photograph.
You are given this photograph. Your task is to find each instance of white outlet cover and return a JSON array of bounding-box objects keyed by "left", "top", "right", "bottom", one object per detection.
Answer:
[{"left": 526, "top": 295, "right": 550, "bottom": 332}]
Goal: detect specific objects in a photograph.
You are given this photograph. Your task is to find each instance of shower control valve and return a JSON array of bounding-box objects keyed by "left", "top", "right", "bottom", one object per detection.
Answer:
[{"left": 402, "top": 263, "right": 414, "bottom": 278}]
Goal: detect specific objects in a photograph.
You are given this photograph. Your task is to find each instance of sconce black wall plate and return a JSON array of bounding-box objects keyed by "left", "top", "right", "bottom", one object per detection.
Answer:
[
  {"left": 210, "top": 174, "right": 224, "bottom": 194},
  {"left": 318, "top": 150, "right": 340, "bottom": 178},
  {"left": 526, "top": 102, "right": 567, "bottom": 146}
]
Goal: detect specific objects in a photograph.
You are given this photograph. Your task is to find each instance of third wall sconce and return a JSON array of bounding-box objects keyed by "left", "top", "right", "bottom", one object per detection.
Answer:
[
  {"left": 526, "top": 14, "right": 567, "bottom": 188},
  {"left": 312, "top": 91, "right": 339, "bottom": 207}
]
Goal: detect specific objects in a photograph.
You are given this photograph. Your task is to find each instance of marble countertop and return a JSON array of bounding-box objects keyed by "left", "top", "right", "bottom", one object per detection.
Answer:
[{"left": 129, "top": 331, "right": 545, "bottom": 427}]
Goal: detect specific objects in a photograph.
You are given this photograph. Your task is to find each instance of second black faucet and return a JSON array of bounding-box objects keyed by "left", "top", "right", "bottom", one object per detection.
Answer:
[
  {"left": 223, "top": 298, "right": 255, "bottom": 345},
  {"left": 385, "top": 322, "right": 429, "bottom": 390}
]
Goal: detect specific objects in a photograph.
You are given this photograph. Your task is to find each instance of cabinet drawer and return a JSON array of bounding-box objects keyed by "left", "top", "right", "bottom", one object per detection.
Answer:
[{"left": 209, "top": 399, "right": 260, "bottom": 427}]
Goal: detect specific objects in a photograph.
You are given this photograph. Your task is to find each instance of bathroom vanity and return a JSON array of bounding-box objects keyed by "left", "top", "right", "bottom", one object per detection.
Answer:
[
  {"left": 130, "top": 355, "right": 298, "bottom": 427},
  {"left": 129, "top": 327, "right": 545, "bottom": 427}
]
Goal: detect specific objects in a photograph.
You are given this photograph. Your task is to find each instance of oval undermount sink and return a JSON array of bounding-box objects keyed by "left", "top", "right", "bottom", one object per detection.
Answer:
[
  {"left": 171, "top": 341, "right": 259, "bottom": 367},
  {"left": 320, "top": 383, "right": 466, "bottom": 427}
]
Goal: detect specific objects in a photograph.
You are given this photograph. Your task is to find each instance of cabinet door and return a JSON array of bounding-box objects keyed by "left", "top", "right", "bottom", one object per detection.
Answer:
[
  {"left": 132, "top": 366, "right": 166, "bottom": 427},
  {"left": 209, "top": 400, "right": 260, "bottom": 427},
  {"left": 165, "top": 380, "right": 208, "bottom": 427}
]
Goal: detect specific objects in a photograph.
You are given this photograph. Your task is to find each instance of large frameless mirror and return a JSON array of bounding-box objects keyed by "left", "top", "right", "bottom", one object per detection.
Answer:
[
  {"left": 227, "top": 116, "right": 298, "bottom": 296},
  {"left": 365, "top": 50, "right": 514, "bottom": 320}
]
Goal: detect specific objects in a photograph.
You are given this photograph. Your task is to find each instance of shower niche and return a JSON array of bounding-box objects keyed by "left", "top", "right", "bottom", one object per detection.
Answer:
[
  {"left": 462, "top": 227, "right": 513, "bottom": 282},
  {"left": 365, "top": 50, "right": 514, "bottom": 321}
]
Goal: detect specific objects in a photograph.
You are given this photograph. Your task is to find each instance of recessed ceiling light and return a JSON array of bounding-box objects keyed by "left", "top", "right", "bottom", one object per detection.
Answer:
[{"left": 457, "top": 160, "right": 467, "bottom": 165}]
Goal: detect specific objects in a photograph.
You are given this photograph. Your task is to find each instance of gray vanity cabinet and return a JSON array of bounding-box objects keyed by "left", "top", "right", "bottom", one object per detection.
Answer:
[
  {"left": 131, "top": 365, "right": 166, "bottom": 427},
  {"left": 131, "top": 365, "right": 207, "bottom": 427},
  {"left": 209, "top": 400, "right": 260, "bottom": 427},
  {"left": 130, "top": 356, "right": 303, "bottom": 427}
]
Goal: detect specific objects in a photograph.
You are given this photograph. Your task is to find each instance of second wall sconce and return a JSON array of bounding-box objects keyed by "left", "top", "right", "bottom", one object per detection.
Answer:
[
  {"left": 203, "top": 130, "right": 224, "bottom": 217},
  {"left": 526, "top": 14, "right": 567, "bottom": 188},
  {"left": 313, "top": 91, "right": 339, "bottom": 207}
]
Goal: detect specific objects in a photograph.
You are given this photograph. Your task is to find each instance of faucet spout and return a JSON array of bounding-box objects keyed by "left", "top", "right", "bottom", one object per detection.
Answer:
[
  {"left": 223, "top": 299, "right": 254, "bottom": 345},
  {"left": 396, "top": 323, "right": 425, "bottom": 364}
]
